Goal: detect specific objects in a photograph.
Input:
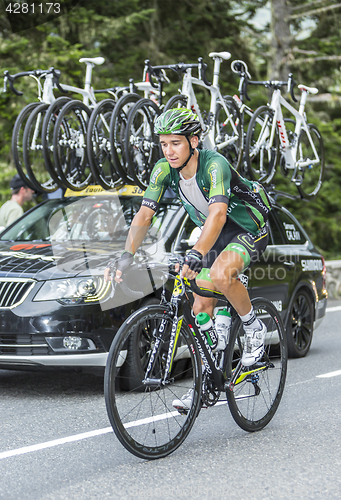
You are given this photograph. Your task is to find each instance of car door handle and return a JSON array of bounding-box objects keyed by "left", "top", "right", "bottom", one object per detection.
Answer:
[{"left": 283, "top": 261, "right": 295, "bottom": 267}]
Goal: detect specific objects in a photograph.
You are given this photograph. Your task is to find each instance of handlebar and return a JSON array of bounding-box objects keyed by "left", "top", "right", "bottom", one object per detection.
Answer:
[
  {"left": 119, "top": 280, "right": 145, "bottom": 299},
  {"left": 143, "top": 57, "right": 212, "bottom": 89},
  {"left": 3, "top": 67, "right": 65, "bottom": 96},
  {"left": 230, "top": 59, "right": 298, "bottom": 103}
]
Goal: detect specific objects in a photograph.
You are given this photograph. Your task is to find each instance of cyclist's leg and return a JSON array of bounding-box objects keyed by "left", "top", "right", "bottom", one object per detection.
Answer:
[
  {"left": 209, "top": 224, "right": 269, "bottom": 314},
  {"left": 209, "top": 224, "right": 269, "bottom": 366}
]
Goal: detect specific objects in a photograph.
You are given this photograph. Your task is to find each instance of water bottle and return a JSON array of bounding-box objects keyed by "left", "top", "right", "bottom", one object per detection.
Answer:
[
  {"left": 196, "top": 312, "right": 218, "bottom": 350},
  {"left": 215, "top": 308, "right": 232, "bottom": 351}
]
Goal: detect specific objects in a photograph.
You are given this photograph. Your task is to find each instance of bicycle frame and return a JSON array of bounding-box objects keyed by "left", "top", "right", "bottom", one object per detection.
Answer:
[
  {"left": 142, "top": 274, "right": 228, "bottom": 391},
  {"left": 268, "top": 89, "right": 320, "bottom": 181},
  {"left": 181, "top": 56, "right": 240, "bottom": 151}
]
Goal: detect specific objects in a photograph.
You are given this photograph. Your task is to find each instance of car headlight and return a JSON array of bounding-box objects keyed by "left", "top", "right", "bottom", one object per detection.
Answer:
[{"left": 33, "top": 277, "right": 110, "bottom": 304}]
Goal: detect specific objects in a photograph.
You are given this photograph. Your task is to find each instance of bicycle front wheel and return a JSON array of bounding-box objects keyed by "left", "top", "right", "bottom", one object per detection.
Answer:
[
  {"left": 225, "top": 297, "right": 287, "bottom": 432},
  {"left": 245, "top": 105, "right": 278, "bottom": 184},
  {"left": 104, "top": 304, "right": 202, "bottom": 460},
  {"left": 296, "top": 123, "right": 324, "bottom": 200}
]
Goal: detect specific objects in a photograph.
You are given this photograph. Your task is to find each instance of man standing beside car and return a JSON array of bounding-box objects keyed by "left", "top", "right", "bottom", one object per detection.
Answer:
[{"left": 0, "top": 174, "right": 35, "bottom": 231}]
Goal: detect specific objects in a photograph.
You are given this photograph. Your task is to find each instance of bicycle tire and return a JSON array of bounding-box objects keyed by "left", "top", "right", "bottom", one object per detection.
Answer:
[
  {"left": 296, "top": 123, "right": 324, "bottom": 200},
  {"left": 53, "top": 100, "right": 92, "bottom": 191},
  {"left": 245, "top": 105, "right": 278, "bottom": 184},
  {"left": 22, "top": 102, "right": 59, "bottom": 193},
  {"left": 225, "top": 297, "right": 287, "bottom": 432},
  {"left": 109, "top": 93, "right": 143, "bottom": 184},
  {"left": 125, "top": 98, "right": 161, "bottom": 189},
  {"left": 104, "top": 304, "right": 202, "bottom": 459},
  {"left": 12, "top": 102, "right": 40, "bottom": 191},
  {"left": 215, "top": 95, "right": 243, "bottom": 171},
  {"left": 86, "top": 98, "right": 123, "bottom": 190},
  {"left": 41, "top": 96, "right": 72, "bottom": 190},
  {"left": 163, "top": 94, "right": 188, "bottom": 112}
]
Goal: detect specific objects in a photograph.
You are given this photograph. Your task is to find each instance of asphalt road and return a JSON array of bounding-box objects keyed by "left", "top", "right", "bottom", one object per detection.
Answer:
[{"left": 1, "top": 300, "right": 341, "bottom": 500}]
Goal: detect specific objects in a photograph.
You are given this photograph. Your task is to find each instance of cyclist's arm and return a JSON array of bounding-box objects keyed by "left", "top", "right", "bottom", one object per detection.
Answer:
[
  {"left": 104, "top": 205, "right": 155, "bottom": 282},
  {"left": 124, "top": 205, "right": 155, "bottom": 255},
  {"left": 105, "top": 160, "right": 170, "bottom": 282}
]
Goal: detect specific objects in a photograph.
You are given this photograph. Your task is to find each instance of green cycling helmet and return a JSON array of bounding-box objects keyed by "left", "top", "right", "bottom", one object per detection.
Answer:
[{"left": 154, "top": 108, "right": 202, "bottom": 136}]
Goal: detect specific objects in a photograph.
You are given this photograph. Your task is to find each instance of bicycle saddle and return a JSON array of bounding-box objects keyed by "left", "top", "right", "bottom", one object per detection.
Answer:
[
  {"left": 79, "top": 57, "right": 105, "bottom": 66},
  {"left": 208, "top": 51, "right": 231, "bottom": 60},
  {"left": 298, "top": 84, "right": 318, "bottom": 95}
]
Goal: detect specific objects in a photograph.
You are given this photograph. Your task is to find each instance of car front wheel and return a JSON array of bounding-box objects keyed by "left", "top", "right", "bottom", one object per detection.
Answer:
[{"left": 287, "top": 289, "right": 314, "bottom": 358}]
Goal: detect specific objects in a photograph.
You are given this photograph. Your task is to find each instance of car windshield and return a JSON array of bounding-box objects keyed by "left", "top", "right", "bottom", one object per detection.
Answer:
[{"left": 0, "top": 194, "right": 179, "bottom": 244}]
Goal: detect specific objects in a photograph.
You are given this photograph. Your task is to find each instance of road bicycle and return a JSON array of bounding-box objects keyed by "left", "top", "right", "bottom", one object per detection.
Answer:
[
  {"left": 4, "top": 67, "right": 65, "bottom": 192},
  {"left": 245, "top": 73, "right": 324, "bottom": 199},
  {"left": 104, "top": 262, "right": 287, "bottom": 459},
  {"left": 6, "top": 58, "right": 118, "bottom": 192},
  {"left": 121, "top": 53, "right": 242, "bottom": 189},
  {"left": 161, "top": 52, "right": 243, "bottom": 170},
  {"left": 109, "top": 62, "right": 171, "bottom": 189}
]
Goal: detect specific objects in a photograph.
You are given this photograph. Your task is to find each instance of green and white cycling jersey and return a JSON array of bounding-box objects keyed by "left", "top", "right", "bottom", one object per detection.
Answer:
[{"left": 142, "top": 149, "right": 272, "bottom": 236}]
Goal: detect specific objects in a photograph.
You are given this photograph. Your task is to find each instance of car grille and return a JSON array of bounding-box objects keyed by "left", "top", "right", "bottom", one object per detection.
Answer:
[
  {"left": 0, "top": 278, "right": 35, "bottom": 309},
  {"left": 0, "top": 334, "right": 53, "bottom": 355}
]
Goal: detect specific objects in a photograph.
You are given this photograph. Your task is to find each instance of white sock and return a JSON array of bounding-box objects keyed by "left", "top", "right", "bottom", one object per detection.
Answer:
[{"left": 240, "top": 307, "right": 261, "bottom": 330}]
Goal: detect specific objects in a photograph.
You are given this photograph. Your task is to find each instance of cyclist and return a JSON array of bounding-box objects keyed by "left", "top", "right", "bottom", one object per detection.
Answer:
[{"left": 104, "top": 108, "right": 272, "bottom": 407}]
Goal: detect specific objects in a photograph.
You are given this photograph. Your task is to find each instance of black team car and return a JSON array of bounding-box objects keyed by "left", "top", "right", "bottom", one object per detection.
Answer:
[{"left": 0, "top": 185, "right": 327, "bottom": 374}]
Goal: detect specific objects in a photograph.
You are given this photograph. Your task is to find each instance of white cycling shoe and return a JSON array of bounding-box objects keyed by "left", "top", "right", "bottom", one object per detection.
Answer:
[
  {"left": 242, "top": 320, "right": 267, "bottom": 367},
  {"left": 172, "top": 388, "right": 194, "bottom": 411}
]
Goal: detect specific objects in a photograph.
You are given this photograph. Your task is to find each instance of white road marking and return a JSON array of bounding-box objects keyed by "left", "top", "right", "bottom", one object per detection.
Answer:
[
  {"left": 0, "top": 400, "right": 228, "bottom": 460},
  {"left": 326, "top": 305, "right": 341, "bottom": 312},
  {"left": 0, "top": 427, "right": 112, "bottom": 460},
  {"left": 316, "top": 369, "right": 341, "bottom": 379}
]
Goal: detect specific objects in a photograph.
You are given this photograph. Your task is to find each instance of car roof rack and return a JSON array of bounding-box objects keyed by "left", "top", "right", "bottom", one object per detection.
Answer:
[{"left": 266, "top": 185, "right": 308, "bottom": 202}]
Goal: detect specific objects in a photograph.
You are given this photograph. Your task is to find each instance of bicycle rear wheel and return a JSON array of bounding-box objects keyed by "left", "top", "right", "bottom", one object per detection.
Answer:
[
  {"left": 22, "top": 102, "right": 59, "bottom": 193},
  {"left": 12, "top": 102, "right": 40, "bottom": 191},
  {"left": 42, "top": 96, "right": 72, "bottom": 191},
  {"left": 125, "top": 98, "right": 161, "bottom": 189},
  {"left": 53, "top": 100, "right": 92, "bottom": 191},
  {"left": 296, "top": 123, "right": 324, "bottom": 200},
  {"left": 225, "top": 297, "right": 287, "bottom": 432},
  {"left": 104, "top": 304, "right": 202, "bottom": 459},
  {"left": 86, "top": 98, "right": 123, "bottom": 190},
  {"left": 245, "top": 105, "right": 278, "bottom": 184},
  {"left": 109, "top": 93, "right": 142, "bottom": 183}
]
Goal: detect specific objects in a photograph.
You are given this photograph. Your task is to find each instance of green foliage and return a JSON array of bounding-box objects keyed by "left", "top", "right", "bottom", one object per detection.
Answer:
[{"left": 0, "top": 0, "right": 340, "bottom": 256}]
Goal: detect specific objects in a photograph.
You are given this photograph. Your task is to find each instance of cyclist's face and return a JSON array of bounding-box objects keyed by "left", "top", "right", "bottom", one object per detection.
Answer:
[{"left": 159, "top": 134, "right": 197, "bottom": 169}]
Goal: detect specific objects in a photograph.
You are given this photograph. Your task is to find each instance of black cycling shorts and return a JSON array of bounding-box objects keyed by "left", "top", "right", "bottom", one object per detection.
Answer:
[{"left": 200, "top": 219, "right": 269, "bottom": 275}]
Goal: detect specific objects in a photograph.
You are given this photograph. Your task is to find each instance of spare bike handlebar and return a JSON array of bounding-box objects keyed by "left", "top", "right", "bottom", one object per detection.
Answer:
[
  {"left": 3, "top": 67, "right": 65, "bottom": 96},
  {"left": 143, "top": 57, "right": 212, "bottom": 89}
]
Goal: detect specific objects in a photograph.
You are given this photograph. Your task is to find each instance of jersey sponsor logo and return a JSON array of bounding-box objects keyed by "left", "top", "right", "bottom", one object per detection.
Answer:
[
  {"left": 150, "top": 167, "right": 162, "bottom": 187},
  {"left": 227, "top": 201, "right": 238, "bottom": 213},
  {"left": 209, "top": 168, "right": 218, "bottom": 189},
  {"left": 301, "top": 259, "right": 323, "bottom": 272},
  {"left": 233, "top": 185, "right": 270, "bottom": 214},
  {"left": 236, "top": 234, "right": 255, "bottom": 250},
  {"left": 142, "top": 199, "right": 158, "bottom": 211}
]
